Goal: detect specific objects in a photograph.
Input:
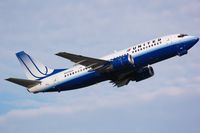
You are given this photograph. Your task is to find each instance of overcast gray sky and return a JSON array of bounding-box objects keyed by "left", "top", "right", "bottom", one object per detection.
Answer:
[{"left": 0, "top": 0, "right": 200, "bottom": 133}]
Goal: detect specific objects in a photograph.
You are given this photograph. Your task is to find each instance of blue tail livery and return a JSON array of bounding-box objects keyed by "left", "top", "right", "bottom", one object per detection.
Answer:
[{"left": 16, "top": 51, "right": 54, "bottom": 80}]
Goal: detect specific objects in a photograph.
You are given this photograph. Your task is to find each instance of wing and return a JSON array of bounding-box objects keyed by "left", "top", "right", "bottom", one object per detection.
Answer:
[
  {"left": 6, "top": 78, "right": 41, "bottom": 88},
  {"left": 110, "top": 78, "right": 131, "bottom": 87},
  {"left": 55, "top": 52, "right": 109, "bottom": 71},
  {"left": 109, "top": 71, "right": 134, "bottom": 87}
]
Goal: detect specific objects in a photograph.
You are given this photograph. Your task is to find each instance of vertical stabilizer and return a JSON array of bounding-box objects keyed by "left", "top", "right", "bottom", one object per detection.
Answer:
[{"left": 16, "top": 51, "right": 54, "bottom": 80}]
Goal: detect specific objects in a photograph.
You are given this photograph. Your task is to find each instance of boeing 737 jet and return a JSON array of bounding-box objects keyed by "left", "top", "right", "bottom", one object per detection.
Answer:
[{"left": 6, "top": 34, "right": 199, "bottom": 93}]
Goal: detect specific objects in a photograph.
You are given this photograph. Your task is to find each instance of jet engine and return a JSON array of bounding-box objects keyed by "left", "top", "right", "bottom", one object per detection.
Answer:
[
  {"left": 109, "top": 54, "right": 134, "bottom": 70},
  {"left": 134, "top": 66, "right": 154, "bottom": 82}
]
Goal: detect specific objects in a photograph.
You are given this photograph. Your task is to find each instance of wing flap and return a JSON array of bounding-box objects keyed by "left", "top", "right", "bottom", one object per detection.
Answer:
[
  {"left": 6, "top": 78, "right": 41, "bottom": 88},
  {"left": 109, "top": 71, "right": 134, "bottom": 87},
  {"left": 110, "top": 78, "right": 131, "bottom": 87}
]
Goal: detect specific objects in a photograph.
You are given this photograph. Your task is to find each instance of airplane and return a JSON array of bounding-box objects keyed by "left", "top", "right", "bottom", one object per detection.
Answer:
[{"left": 6, "top": 34, "right": 199, "bottom": 94}]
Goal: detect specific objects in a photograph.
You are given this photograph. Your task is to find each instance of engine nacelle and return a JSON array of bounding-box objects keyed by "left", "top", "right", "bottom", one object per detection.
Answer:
[
  {"left": 110, "top": 54, "right": 134, "bottom": 70},
  {"left": 135, "top": 66, "right": 154, "bottom": 82}
]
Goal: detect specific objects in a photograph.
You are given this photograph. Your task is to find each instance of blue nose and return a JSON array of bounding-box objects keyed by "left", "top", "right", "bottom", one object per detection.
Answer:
[
  {"left": 195, "top": 37, "right": 199, "bottom": 43},
  {"left": 183, "top": 36, "right": 199, "bottom": 50},
  {"left": 191, "top": 36, "right": 199, "bottom": 45}
]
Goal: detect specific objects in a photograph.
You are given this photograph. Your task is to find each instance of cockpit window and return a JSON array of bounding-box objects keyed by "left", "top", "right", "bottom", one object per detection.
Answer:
[{"left": 178, "top": 34, "right": 188, "bottom": 38}]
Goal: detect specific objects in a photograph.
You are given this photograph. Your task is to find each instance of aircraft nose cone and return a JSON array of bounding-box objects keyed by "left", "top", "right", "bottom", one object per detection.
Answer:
[
  {"left": 184, "top": 36, "right": 199, "bottom": 50},
  {"left": 192, "top": 36, "right": 199, "bottom": 44},
  {"left": 195, "top": 37, "right": 199, "bottom": 43}
]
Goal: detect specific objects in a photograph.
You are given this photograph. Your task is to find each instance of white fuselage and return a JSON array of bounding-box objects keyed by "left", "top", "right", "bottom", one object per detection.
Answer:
[{"left": 28, "top": 34, "right": 198, "bottom": 93}]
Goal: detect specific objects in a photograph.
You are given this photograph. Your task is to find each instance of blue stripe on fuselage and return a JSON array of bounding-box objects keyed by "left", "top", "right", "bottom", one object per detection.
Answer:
[
  {"left": 134, "top": 42, "right": 178, "bottom": 67},
  {"left": 44, "top": 71, "right": 107, "bottom": 92}
]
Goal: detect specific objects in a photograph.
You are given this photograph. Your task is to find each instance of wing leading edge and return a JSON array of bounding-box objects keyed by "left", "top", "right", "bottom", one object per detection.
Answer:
[{"left": 56, "top": 52, "right": 109, "bottom": 71}]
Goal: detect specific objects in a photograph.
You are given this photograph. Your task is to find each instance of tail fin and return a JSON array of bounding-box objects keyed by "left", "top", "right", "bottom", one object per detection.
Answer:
[{"left": 16, "top": 51, "right": 54, "bottom": 80}]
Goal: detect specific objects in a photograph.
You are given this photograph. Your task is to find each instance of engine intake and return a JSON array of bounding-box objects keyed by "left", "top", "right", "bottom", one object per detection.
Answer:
[
  {"left": 135, "top": 66, "right": 154, "bottom": 82},
  {"left": 110, "top": 54, "right": 134, "bottom": 70}
]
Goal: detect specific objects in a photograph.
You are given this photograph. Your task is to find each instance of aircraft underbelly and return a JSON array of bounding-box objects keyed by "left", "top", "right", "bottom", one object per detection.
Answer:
[{"left": 53, "top": 72, "right": 106, "bottom": 91}]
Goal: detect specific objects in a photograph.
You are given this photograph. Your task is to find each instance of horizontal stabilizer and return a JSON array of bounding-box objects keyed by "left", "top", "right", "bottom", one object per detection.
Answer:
[{"left": 5, "top": 78, "right": 41, "bottom": 88}]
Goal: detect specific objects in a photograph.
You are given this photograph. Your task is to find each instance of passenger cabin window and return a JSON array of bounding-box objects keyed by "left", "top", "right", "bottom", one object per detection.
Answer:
[{"left": 178, "top": 34, "right": 188, "bottom": 38}]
